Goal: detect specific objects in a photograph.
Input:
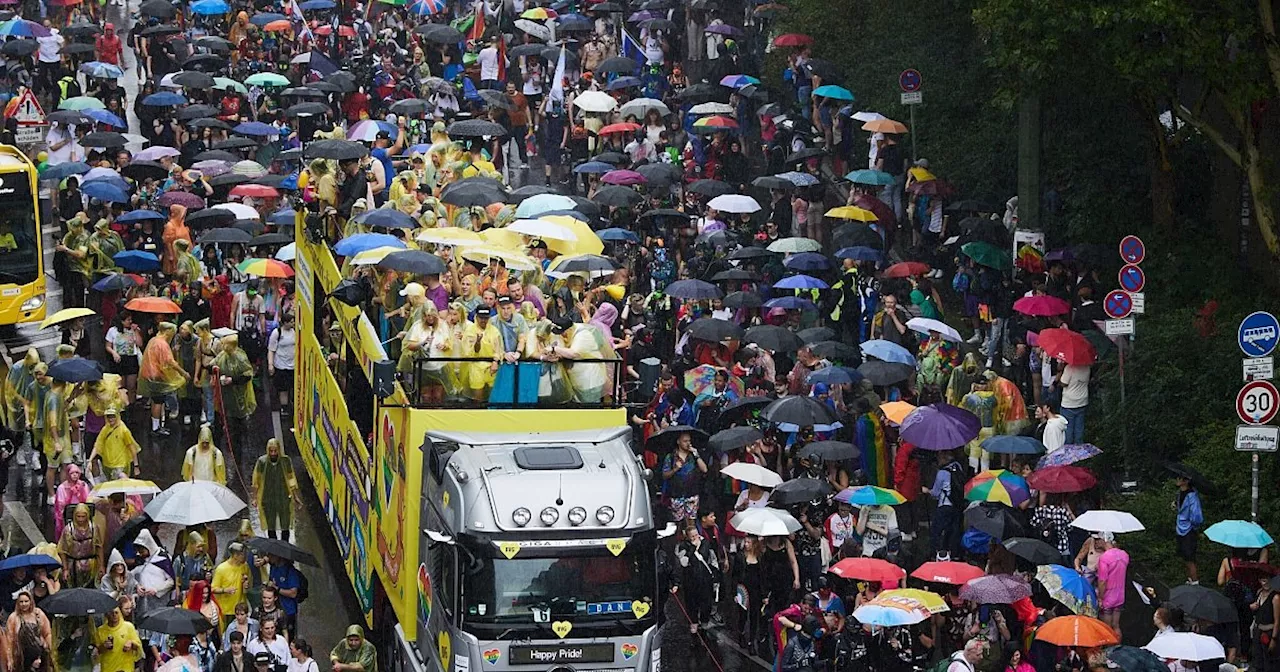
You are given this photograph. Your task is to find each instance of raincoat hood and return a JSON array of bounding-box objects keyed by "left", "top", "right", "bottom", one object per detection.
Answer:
[
  {"left": 134, "top": 528, "right": 161, "bottom": 558},
  {"left": 345, "top": 625, "right": 365, "bottom": 643},
  {"left": 107, "top": 549, "right": 126, "bottom": 573}
]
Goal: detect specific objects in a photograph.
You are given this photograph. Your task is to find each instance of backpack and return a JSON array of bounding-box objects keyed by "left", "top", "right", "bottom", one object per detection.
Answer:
[
  {"left": 296, "top": 570, "right": 310, "bottom": 603},
  {"left": 944, "top": 461, "right": 968, "bottom": 509},
  {"left": 932, "top": 653, "right": 973, "bottom": 672}
]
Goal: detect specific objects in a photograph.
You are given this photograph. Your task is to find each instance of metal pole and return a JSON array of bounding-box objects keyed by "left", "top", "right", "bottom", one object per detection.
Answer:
[
  {"left": 1253, "top": 453, "right": 1260, "bottom": 521},
  {"left": 1119, "top": 336, "right": 1128, "bottom": 454},
  {"left": 909, "top": 104, "right": 917, "bottom": 162}
]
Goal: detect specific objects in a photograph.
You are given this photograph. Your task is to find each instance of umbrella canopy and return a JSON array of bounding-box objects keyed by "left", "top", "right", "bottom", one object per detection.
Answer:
[
  {"left": 91, "top": 478, "right": 161, "bottom": 497},
  {"left": 851, "top": 603, "right": 927, "bottom": 627},
  {"left": 1037, "top": 443, "right": 1103, "bottom": 468},
  {"left": 1168, "top": 585, "right": 1238, "bottom": 624},
  {"left": 686, "top": 318, "right": 745, "bottom": 343},
  {"left": 1003, "top": 537, "right": 1062, "bottom": 565},
  {"left": 1036, "top": 565, "right": 1099, "bottom": 616},
  {"left": 125, "top": 297, "right": 182, "bottom": 314},
  {"left": 1036, "top": 616, "right": 1118, "bottom": 648},
  {"left": 760, "top": 396, "right": 838, "bottom": 427},
  {"left": 721, "top": 462, "right": 784, "bottom": 488},
  {"left": 774, "top": 274, "right": 828, "bottom": 290},
  {"left": 137, "top": 607, "right": 214, "bottom": 635},
  {"left": 959, "top": 574, "right": 1032, "bottom": 604},
  {"left": 334, "top": 233, "right": 406, "bottom": 257},
  {"left": 708, "top": 427, "right": 763, "bottom": 454},
  {"left": 883, "top": 261, "right": 931, "bottom": 278},
  {"left": 1205, "top": 520, "right": 1274, "bottom": 549},
  {"left": 0, "top": 553, "right": 61, "bottom": 572},
  {"left": 835, "top": 485, "right": 905, "bottom": 506},
  {"left": 980, "top": 435, "right": 1045, "bottom": 455},
  {"left": 572, "top": 90, "right": 618, "bottom": 113},
  {"left": 846, "top": 169, "right": 896, "bottom": 186},
  {"left": 744, "top": 325, "right": 803, "bottom": 352},
  {"left": 1013, "top": 295, "right": 1072, "bottom": 317},
  {"left": 1037, "top": 327, "right": 1097, "bottom": 365},
  {"left": 858, "top": 361, "right": 915, "bottom": 386},
  {"left": 806, "top": 367, "right": 861, "bottom": 387},
  {"left": 1144, "top": 632, "right": 1225, "bottom": 662},
  {"left": 722, "top": 291, "right": 762, "bottom": 309},
  {"left": 706, "top": 194, "right": 761, "bottom": 213},
  {"left": 879, "top": 401, "right": 917, "bottom": 425},
  {"left": 965, "top": 470, "right": 1031, "bottom": 507},
  {"left": 1070, "top": 510, "right": 1145, "bottom": 534},
  {"left": 238, "top": 258, "right": 294, "bottom": 278},
  {"left": 909, "top": 560, "right": 985, "bottom": 585},
  {"left": 41, "top": 588, "right": 120, "bottom": 616},
  {"left": 665, "top": 279, "right": 723, "bottom": 300},
  {"left": 245, "top": 537, "right": 320, "bottom": 566},
  {"left": 828, "top": 557, "right": 906, "bottom": 584},
  {"left": 112, "top": 250, "right": 160, "bottom": 272},
  {"left": 796, "top": 441, "right": 859, "bottom": 462},
  {"left": 768, "top": 477, "right": 833, "bottom": 506},
  {"left": 859, "top": 339, "right": 915, "bottom": 366},
  {"left": 39, "top": 307, "right": 95, "bottom": 330},
  {"left": 961, "top": 240, "right": 1011, "bottom": 270},
  {"left": 906, "top": 317, "right": 962, "bottom": 342},
  {"left": 144, "top": 481, "right": 247, "bottom": 525},
  {"left": 876, "top": 589, "right": 950, "bottom": 615},
  {"left": 965, "top": 503, "right": 1026, "bottom": 539},
  {"left": 48, "top": 357, "right": 104, "bottom": 383},
  {"left": 1026, "top": 465, "right": 1097, "bottom": 493},
  {"left": 1103, "top": 646, "right": 1166, "bottom": 672},
  {"left": 1163, "top": 461, "right": 1217, "bottom": 493},
  {"left": 729, "top": 507, "right": 801, "bottom": 537},
  {"left": 718, "top": 396, "right": 772, "bottom": 426},
  {"left": 899, "top": 404, "right": 981, "bottom": 451}
]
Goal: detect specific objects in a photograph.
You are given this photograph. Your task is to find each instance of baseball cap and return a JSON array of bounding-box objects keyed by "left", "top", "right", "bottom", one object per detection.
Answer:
[
  {"left": 254, "top": 653, "right": 272, "bottom": 665},
  {"left": 474, "top": 306, "right": 493, "bottom": 318},
  {"left": 399, "top": 282, "right": 425, "bottom": 297},
  {"left": 528, "top": 239, "right": 548, "bottom": 250},
  {"left": 497, "top": 296, "right": 512, "bottom": 305}
]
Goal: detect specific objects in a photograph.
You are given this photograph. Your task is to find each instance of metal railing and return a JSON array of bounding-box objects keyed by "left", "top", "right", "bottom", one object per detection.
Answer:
[{"left": 407, "top": 356, "right": 625, "bottom": 409}]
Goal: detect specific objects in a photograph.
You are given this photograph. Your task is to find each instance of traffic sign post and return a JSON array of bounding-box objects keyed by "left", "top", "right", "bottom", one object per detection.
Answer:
[
  {"left": 899, "top": 69, "right": 921, "bottom": 160},
  {"left": 1239, "top": 311, "right": 1279, "bottom": 358},
  {"left": 1237, "top": 380, "right": 1279, "bottom": 425},
  {"left": 899, "top": 69, "right": 923, "bottom": 92},
  {"left": 1104, "top": 318, "right": 1134, "bottom": 336},
  {"left": 1129, "top": 292, "right": 1145, "bottom": 314},
  {"left": 1237, "top": 313, "right": 1279, "bottom": 521},
  {"left": 5, "top": 89, "right": 45, "bottom": 150},
  {"left": 1118, "top": 265, "right": 1145, "bottom": 293},
  {"left": 1244, "top": 357, "right": 1275, "bottom": 381},
  {"left": 1237, "top": 425, "right": 1279, "bottom": 452}
]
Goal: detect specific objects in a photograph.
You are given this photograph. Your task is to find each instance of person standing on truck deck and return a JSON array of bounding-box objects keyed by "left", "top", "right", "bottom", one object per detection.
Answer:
[
  {"left": 252, "top": 439, "right": 300, "bottom": 541},
  {"left": 330, "top": 625, "right": 376, "bottom": 672}
]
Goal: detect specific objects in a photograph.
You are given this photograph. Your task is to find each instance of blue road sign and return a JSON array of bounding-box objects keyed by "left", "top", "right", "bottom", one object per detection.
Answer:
[
  {"left": 1119, "top": 235, "right": 1146, "bottom": 264},
  {"left": 899, "top": 69, "right": 922, "bottom": 93},
  {"left": 1104, "top": 290, "right": 1132, "bottom": 319},
  {"left": 1118, "top": 264, "right": 1145, "bottom": 293},
  {"left": 1240, "top": 311, "right": 1280, "bottom": 357}
]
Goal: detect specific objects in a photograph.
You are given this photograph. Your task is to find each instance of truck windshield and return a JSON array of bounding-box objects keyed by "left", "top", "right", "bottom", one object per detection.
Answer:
[
  {"left": 461, "top": 536, "right": 656, "bottom": 632},
  {"left": 0, "top": 181, "right": 39, "bottom": 285}
]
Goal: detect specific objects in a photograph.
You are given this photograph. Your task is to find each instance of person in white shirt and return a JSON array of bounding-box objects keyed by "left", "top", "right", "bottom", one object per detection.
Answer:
[
  {"left": 857, "top": 503, "right": 898, "bottom": 558},
  {"left": 267, "top": 313, "right": 297, "bottom": 410},
  {"left": 36, "top": 26, "right": 63, "bottom": 92},
  {"left": 45, "top": 122, "right": 75, "bottom": 165},
  {"left": 1056, "top": 363, "right": 1090, "bottom": 444},
  {"left": 286, "top": 639, "right": 320, "bottom": 672},
  {"left": 477, "top": 37, "right": 500, "bottom": 89},
  {"left": 246, "top": 618, "right": 290, "bottom": 666},
  {"left": 1036, "top": 401, "right": 1068, "bottom": 453}
]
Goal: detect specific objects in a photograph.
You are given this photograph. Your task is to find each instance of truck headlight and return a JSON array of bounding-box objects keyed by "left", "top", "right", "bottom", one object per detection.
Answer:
[
  {"left": 512, "top": 507, "right": 531, "bottom": 527},
  {"left": 20, "top": 295, "right": 43, "bottom": 311},
  {"left": 567, "top": 507, "right": 587, "bottom": 526},
  {"left": 596, "top": 506, "right": 615, "bottom": 525},
  {"left": 539, "top": 507, "right": 559, "bottom": 526}
]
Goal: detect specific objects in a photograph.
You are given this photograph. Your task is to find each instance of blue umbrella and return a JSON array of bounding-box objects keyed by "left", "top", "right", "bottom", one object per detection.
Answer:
[
  {"left": 80, "top": 61, "right": 125, "bottom": 79},
  {"left": 117, "top": 209, "right": 166, "bottom": 224},
  {"left": 573, "top": 161, "right": 615, "bottom": 174},
  {"left": 773, "top": 274, "right": 828, "bottom": 290},
  {"left": 332, "top": 233, "right": 406, "bottom": 257},
  {"left": 191, "top": 0, "right": 230, "bottom": 14},
  {"left": 1035, "top": 565, "right": 1098, "bottom": 616},
  {"left": 41, "top": 161, "right": 92, "bottom": 182},
  {"left": 234, "top": 121, "right": 279, "bottom": 137},
  {"left": 113, "top": 250, "right": 161, "bottom": 272},
  {"left": 81, "top": 180, "right": 129, "bottom": 203},
  {"left": 84, "top": 108, "right": 126, "bottom": 128},
  {"left": 845, "top": 169, "right": 896, "bottom": 186},
  {"left": 596, "top": 228, "right": 639, "bottom": 243},
  {"left": 806, "top": 366, "right": 862, "bottom": 387},
  {"left": 0, "top": 554, "right": 61, "bottom": 573},
  {"left": 763, "top": 296, "right": 816, "bottom": 311},
  {"left": 835, "top": 246, "right": 885, "bottom": 263},
  {"left": 782, "top": 252, "right": 830, "bottom": 272},
  {"left": 92, "top": 273, "right": 140, "bottom": 292},
  {"left": 1205, "top": 520, "right": 1274, "bottom": 549},
  {"left": 606, "top": 76, "right": 642, "bottom": 91},
  {"left": 813, "top": 84, "right": 854, "bottom": 101},
  {"left": 83, "top": 174, "right": 130, "bottom": 193},
  {"left": 143, "top": 91, "right": 187, "bottom": 106},
  {"left": 405, "top": 143, "right": 432, "bottom": 155},
  {"left": 249, "top": 12, "right": 286, "bottom": 25},
  {"left": 778, "top": 170, "right": 820, "bottom": 187},
  {"left": 49, "top": 357, "right": 105, "bottom": 383},
  {"left": 268, "top": 208, "right": 297, "bottom": 226},
  {"left": 859, "top": 339, "right": 916, "bottom": 365},
  {"left": 981, "top": 435, "right": 1046, "bottom": 455},
  {"left": 299, "top": 0, "right": 335, "bottom": 7},
  {"left": 354, "top": 209, "right": 416, "bottom": 229}
]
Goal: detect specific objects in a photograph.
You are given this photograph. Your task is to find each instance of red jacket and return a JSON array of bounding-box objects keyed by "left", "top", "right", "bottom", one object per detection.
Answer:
[
  {"left": 892, "top": 440, "right": 921, "bottom": 502},
  {"left": 95, "top": 33, "right": 123, "bottom": 65}
]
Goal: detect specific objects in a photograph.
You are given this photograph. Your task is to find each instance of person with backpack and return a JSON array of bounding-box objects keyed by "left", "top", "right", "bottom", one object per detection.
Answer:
[
  {"left": 937, "top": 638, "right": 986, "bottom": 672},
  {"left": 925, "top": 450, "right": 968, "bottom": 561}
]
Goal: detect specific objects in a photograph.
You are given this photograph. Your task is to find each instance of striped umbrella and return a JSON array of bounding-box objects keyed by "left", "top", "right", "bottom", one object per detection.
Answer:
[
  {"left": 835, "top": 486, "right": 905, "bottom": 506},
  {"left": 237, "top": 258, "right": 294, "bottom": 278},
  {"left": 964, "top": 469, "right": 1030, "bottom": 507}
]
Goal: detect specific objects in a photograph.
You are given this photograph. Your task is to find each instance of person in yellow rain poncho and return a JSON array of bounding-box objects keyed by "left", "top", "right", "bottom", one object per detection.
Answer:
[
  {"left": 211, "top": 542, "right": 251, "bottom": 625},
  {"left": 172, "top": 238, "right": 204, "bottom": 285},
  {"left": 399, "top": 302, "right": 453, "bottom": 403},
  {"left": 986, "top": 369, "right": 1031, "bottom": 437},
  {"left": 87, "top": 407, "right": 139, "bottom": 480},
  {"left": 94, "top": 607, "right": 143, "bottom": 672},
  {"left": 212, "top": 334, "right": 256, "bottom": 463},
  {"left": 5, "top": 347, "right": 40, "bottom": 429},
  {"left": 459, "top": 306, "right": 502, "bottom": 401},
  {"left": 138, "top": 322, "right": 190, "bottom": 438},
  {"left": 553, "top": 303, "right": 620, "bottom": 404},
  {"left": 252, "top": 438, "right": 300, "bottom": 542},
  {"left": 87, "top": 219, "right": 125, "bottom": 273},
  {"left": 80, "top": 372, "right": 126, "bottom": 456},
  {"left": 42, "top": 369, "right": 71, "bottom": 504},
  {"left": 308, "top": 159, "right": 338, "bottom": 211},
  {"left": 183, "top": 424, "right": 226, "bottom": 484},
  {"left": 58, "top": 503, "right": 104, "bottom": 588}
]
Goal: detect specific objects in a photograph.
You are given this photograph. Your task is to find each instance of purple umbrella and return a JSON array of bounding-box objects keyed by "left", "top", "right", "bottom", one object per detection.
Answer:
[
  {"left": 1044, "top": 248, "right": 1074, "bottom": 263},
  {"left": 192, "top": 160, "right": 232, "bottom": 177},
  {"left": 959, "top": 574, "right": 1032, "bottom": 604},
  {"left": 1037, "top": 443, "right": 1102, "bottom": 468},
  {"left": 601, "top": 169, "right": 646, "bottom": 186},
  {"left": 135, "top": 146, "right": 181, "bottom": 161},
  {"left": 627, "top": 9, "right": 659, "bottom": 21},
  {"left": 157, "top": 191, "right": 206, "bottom": 210},
  {"left": 704, "top": 23, "right": 743, "bottom": 36},
  {"left": 899, "top": 403, "right": 981, "bottom": 451}
]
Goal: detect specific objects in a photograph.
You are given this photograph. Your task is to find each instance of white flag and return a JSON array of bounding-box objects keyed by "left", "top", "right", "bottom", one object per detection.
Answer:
[{"left": 548, "top": 45, "right": 566, "bottom": 110}]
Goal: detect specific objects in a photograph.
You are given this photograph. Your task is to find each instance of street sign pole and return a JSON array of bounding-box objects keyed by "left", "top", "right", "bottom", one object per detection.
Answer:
[
  {"left": 909, "top": 105, "right": 916, "bottom": 161},
  {"left": 1254, "top": 453, "right": 1260, "bottom": 520},
  {"left": 899, "top": 69, "right": 922, "bottom": 162}
]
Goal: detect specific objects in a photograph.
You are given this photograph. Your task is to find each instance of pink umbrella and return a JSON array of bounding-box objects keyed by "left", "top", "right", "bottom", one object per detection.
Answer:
[
  {"left": 1013, "top": 295, "right": 1071, "bottom": 317},
  {"left": 601, "top": 169, "right": 646, "bottom": 186}
]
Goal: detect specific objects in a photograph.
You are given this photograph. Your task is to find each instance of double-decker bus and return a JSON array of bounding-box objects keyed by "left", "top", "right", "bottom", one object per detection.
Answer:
[{"left": 0, "top": 146, "right": 46, "bottom": 325}]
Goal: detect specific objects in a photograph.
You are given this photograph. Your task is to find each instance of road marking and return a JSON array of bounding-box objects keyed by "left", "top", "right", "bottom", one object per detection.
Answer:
[{"left": 4, "top": 500, "right": 46, "bottom": 546}]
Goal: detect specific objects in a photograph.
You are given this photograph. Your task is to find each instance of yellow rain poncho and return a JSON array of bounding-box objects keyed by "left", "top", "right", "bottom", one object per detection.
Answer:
[
  {"left": 4, "top": 348, "right": 39, "bottom": 427},
  {"left": 137, "top": 323, "right": 188, "bottom": 399},
  {"left": 460, "top": 317, "right": 502, "bottom": 400},
  {"left": 212, "top": 335, "right": 256, "bottom": 419}
]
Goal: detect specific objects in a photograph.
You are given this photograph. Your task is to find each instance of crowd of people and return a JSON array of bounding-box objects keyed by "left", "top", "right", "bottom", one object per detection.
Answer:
[{"left": 0, "top": 0, "right": 1258, "bottom": 669}]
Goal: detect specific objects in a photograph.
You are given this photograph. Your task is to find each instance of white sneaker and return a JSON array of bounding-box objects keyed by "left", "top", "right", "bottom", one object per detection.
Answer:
[
  {"left": 45, "top": 495, "right": 53, "bottom": 505},
  {"left": 965, "top": 334, "right": 982, "bottom": 344},
  {"left": 16, "top": 449, "right": 25, "bottom": 466}
]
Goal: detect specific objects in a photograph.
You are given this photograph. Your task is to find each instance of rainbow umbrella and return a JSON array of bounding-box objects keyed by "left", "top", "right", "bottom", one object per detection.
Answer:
[
  {"left": 520, "top": 6, "right": 556, "bottom": 19},
  {"left": 876, "top": 589, "right": 950, "bottom": 615},
  {"left": 1036, "top": 565, "right": 1099, "bottom": 617},
  {"left": 835, "top": 485, "right": 906, "bottom": 506},
  {"left": 964, "top": 469, "right": 1030, "bottom": 507},
  {"left": 683, "top": 364, "right": 744, "bottom": 398},
  {"left": 237, "top": 257, "right": 294, "bottom": 278}
]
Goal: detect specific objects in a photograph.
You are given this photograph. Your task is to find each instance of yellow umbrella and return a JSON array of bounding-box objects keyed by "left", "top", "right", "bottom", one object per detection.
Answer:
[
  {"left": 540, "top": 215, "right": 604, "bottom": 256},
  {"left": 879, "top": 400, "right": 916, "bottom": 425},
  {"left": 863, "top": 118, "right": 908, "bottom": 134},
  {"left": 349, "top": 246, "right": 404, "bottom": 266},
  {"left": 416, "top": 227, "right": 482, "bottom": 246},
  {"left": 825, "top": 206, "right": 879, "bottom": 222},
  {"left": 459, "top": 245, "right": 538, "bottom": 272},
  {"left": 91, "top": 478, "right": 162, "bottom": 497},
  {"left": 39, "top": 307, "right": 95, "bottom": 330},
  {"left": 909, "top": 166, "right": 936, "bottom": 182},
  {"left": 876, "top": 589, "right": 950, "bottom": 615},
  {"left": 479, "top": 227, "right": 527, "bottom": 250}
]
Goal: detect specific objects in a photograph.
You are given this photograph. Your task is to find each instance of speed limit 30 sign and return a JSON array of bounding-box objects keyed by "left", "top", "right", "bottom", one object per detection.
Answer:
[{"left": 1238, "top": 380, "right": 1280, "bottom": 425}]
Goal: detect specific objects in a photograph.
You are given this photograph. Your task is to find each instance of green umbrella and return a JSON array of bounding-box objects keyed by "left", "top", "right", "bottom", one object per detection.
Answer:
[
  {"left": 58, "top": 96, "right": 106, "bottom": 111},
  {"left": 214, "top": 77, "right": 248, "bottom": 94},
  {"left": 961, "top": 240, "right": 1011, "bottom": 270},
  {"left": 244, "top": 72, "right": 289, "bottom": 87}
]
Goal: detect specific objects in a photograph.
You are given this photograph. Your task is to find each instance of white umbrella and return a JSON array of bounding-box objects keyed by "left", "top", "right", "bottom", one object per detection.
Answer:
[
  {"left": 906, "top": 317, "right": 962, "bottom": 343},
  {"left": 729, "top": 507, "right": 801, "bottom": 537},
  {"left": 1070, "top": 509, "right": 1145, "bottom": 534},
  {"left": 706, "top": 194, "right": 761, "bottom": 214},
  {"left": 619, "top": 97, "right": 670, "bottom": 119},
  {"left": 515, "top": 18, "right": 553, "bottom": 41},
  {"left": 212, "top": 203, "right": 260, "bottom": 220},
  {"left": 507, "top": 219, "right": 577, "bottom": 241},
  {"left": 573, "top": 90, "right": 618, "bottom": 113},
  {"left": 721, "top": 462, "right": 784, "bottom": 488},
  {"left": 144, "top": 481, "right": 247, "bottom": 526},
  {"left": 290, "top": 52, "right": 310, "bottom": 64},
  {"left": 515, "top": 193, "right": 577, "bottom": 219},
  {"left": 690, "top": 102, "right": 735, "bottom": 115},
  {"left": 852, "top": 111, "right": 885, "bottom": 123},
  {"left": 766, "top": 237, "right": 821, "bottom": 253},
  {"left": 274, "top": 242, "right": 296, "bottom": 262},
  {"left": 1144, "top": 632, "right": 1225, "bottom": 662}
]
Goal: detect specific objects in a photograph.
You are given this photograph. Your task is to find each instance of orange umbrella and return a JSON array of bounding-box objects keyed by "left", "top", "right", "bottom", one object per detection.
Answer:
[
  {"left": 863, "top": 118, "right": 908, "bottom": 134},
  {"left": 598, "top": 122, "right": 642, "bottom": 135},
  {"left": 1034, "top": 615, "right": 1118, "bottom": 648},
  {"left": 879, "top": 401, "right": 916, "bottom": 425},
  {"left": 263, "top": 19, "right": 292, "bottom": 32},
  {"left": 125, "top": 297, "right": 182, "bottom": 314}
]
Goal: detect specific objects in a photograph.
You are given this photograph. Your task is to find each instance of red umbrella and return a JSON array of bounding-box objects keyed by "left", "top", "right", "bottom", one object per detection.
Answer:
[
  {"left": 883, "top": 261, "right": 931, "bottom": 279},
  {"left": 772, "top": 33, "right": 813, "bottom": 48},
  {"left": 828, "top": 557, "right": 906, "bottom": 584},
  {"left": 910, "top": 561, "right": 985, "bottom": 585},
  {"left": 598, "top": 122, "right": 641, "bottom": 135},
  {"left": 229, "top": 184, "right": 280, "bottom": 199},
  {"left": 1037, "top": 327, "right": 1097, "bottom": 365},
  {"left": 1013, "top": 295, "right": 1071, "bottom": 317},
  {"left": 1026, "top": 465, "right": 1097, "bottom": 493}
]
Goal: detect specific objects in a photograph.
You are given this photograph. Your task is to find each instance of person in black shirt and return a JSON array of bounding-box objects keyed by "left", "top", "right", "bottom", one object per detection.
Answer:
[
  {"left": 875, "top": 136, "right": 905, "bottom": 222},
  {"left": 336, "top": 158, "right": 369, "bottom": 219}
]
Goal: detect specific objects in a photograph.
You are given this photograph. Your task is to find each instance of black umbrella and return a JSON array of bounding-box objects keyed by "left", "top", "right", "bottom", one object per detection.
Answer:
[
  {"left": 63, "top": 22, "right": 101, "bottom": 38},
  {"left": 140, "top": 0, "right": 175, "bottom": 16},
  {"left": 857, "top": 360, "right": 914, "bottom": 386},
  {"left": 285, "top": 102, "right": 330, "bottom": 117},
  {"left": 676, "top": 82, "right": 727, "bottom": 104},
  {"left": 760, "top": 396, "right": 838, "bottom": 426},
  {"left": 305, "top": 140, "right": 368, "bottom": 161},
  {"left": 506, "top": 184, "right": 560, "bottom": 203},
  {"left": 592, "top": 185, "right": 643, "bottom": 208},
  {"left": 172, "top": 70, "right": 216, "bottom": 89},
  {"left": 121, "top": 160, "right": 169, "bottom": 182},
  {"left": 796, "top": 440, "right": 859, "bottom": 462},
  {"left": 182, "top": 53, "right": 225, "bottom": 72},
  {"left": 637, "top": 208, "right": 691, "bottom": 224},
  {"left": 744, "top": 325, "right": 803, "bottom": 353},
  {"left": 797, "top": 327, "right": 836, "bottom": 344},
  {"left": 448, "top": 119, "right": 506, "bottom": 138},
  {"left": 804, "top": 58, "right": 840, "bottom": 82},
  {"left": 137, "top": 607, "right": 214, "bottom": 635},
  {"left": 478, "top": 89, "right": 514, "bottom": 110},
  {"left": 687, "top": 318, "right": 744, "bottom": 343},
  {"left": 769, "top": 477, "right": 833, "bottom": 506},
  {"left": 666, "top": 279, "right": 722, "bottom": 300},
  {"left": 140, "top": 24, "right": 182, "bottom": 37},
  {"left": 107, "top": 513, "right": 152, "bottom": 551},
  {"left": 786, "top": 147, "right": 826, "bottom": 164},
  {"left": 198, "top": 228, "right": 251, "bottom": 244},
  {"left": 591, "top": 1, "right": 623, "bottom": 10},
  {"left": 187, "top": 207, "right": 238, "bottom": 227},
  {"left": 49, "top": 110, "right": 89, "bottom": 125},
  {"left": 414, "top": 22, "right": 464, "bottom": 43},
  {"left": 245, "top": 536, "right": 320, "bottom": 566},
  {"left": 81, "top": 131, "right": 127, "bottom": 148},
  {"left": 593, "top": 151, "right": 628, "bottom": 165},
  {"left": 718, "top": 395, "right": 772, "bottom": 426},
  {"left": 687, "top": 178, "right": 733, "bottom": 197},
  {"left": 643, "top": 17, "right": 677, "bottom": 32},
  {"left": 379, "top": 250, "right": 448, "bottom": 276},
  {"left": 250, "top": 233, "right": 291, "bottom": 247},
  {"left": 636, "top": 162, "right": 682, "bottom": 186},
  {"left": 553, "top": 254, "right": 616, "bottom": 274},
  {"left": 41, "top": 588, "right": 120, "bottom": 616},
  {"left": 596, "top": 56, "right": 637, "bottom": 73},
  {"left": 833, "top": 223, "right": 886, "bottom": 251},
  {"left": 329, "top": 71, "right": 357, "bottom": 93},
  {"left": 1002, "top": 537, "right": 1061, "bottom": 565},
  {"left": 389, "top": 98, "right": 429, "bottom": 116},
  {"left": 193, "top": 149, "right": 240, "bottom": 163},
  {"left": 710, "top": 268, "right": 756, "bottom": 283},
  {"left": 213, "top": 137, "right": 258, "bottom": 151},
  {"left": 752, "top": 175, "right": 793, "bottom": 190},
  {"left": 722, "top": 291, "right": 762, "bottom": 309},
  {"left": 1, "top": 39, "right": 37, "bottom": 57},
  {"left": 1163, "top": 461, "right": 1218, "bottom": 494},
  {"left": 507, "top": 43, "right": 546, "bottom": 59},
  {"left": 540, "top": 46, "right": 580, "bottom": 66},
  {"left": 282, "top": 86, "right": 324, "bottom": 99},
  {"left": 708, "top": 426, "right": 763, "bottom": 453},
  {"left": 194, "top": 36, "right": 232, "bottom": 52},
  {"left": 439, "top": 183, "right": 506, "bottom": 207},
  {"left": 808, "top": 340, "right": 861, "bottom": 363},
  {"left": 728, "top": 246, "right": 773, "bottom": 260},
  {"left": 307, "top": 81, "right": 342, "bottom": 95},
  {"left": 209, "top": 173, "right": 251, "bottom": 188},
  {"left": 646, "top": 425, "right": 709, "bottom": 453},
  {"left": 63, "top": 42, "right": 96, "bottom": 56},
  {"left": 176, "top": 104, "right": 219, "bottom": 121},
  {"left": 233, "top": 219, "right": 264, "bottom": 235},
  {"left": 1168, "top": 585, "right": 1238, "bottom": 623},
  {"left": 965, "top": 503, "right": 1026, "bottom": 539}
]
